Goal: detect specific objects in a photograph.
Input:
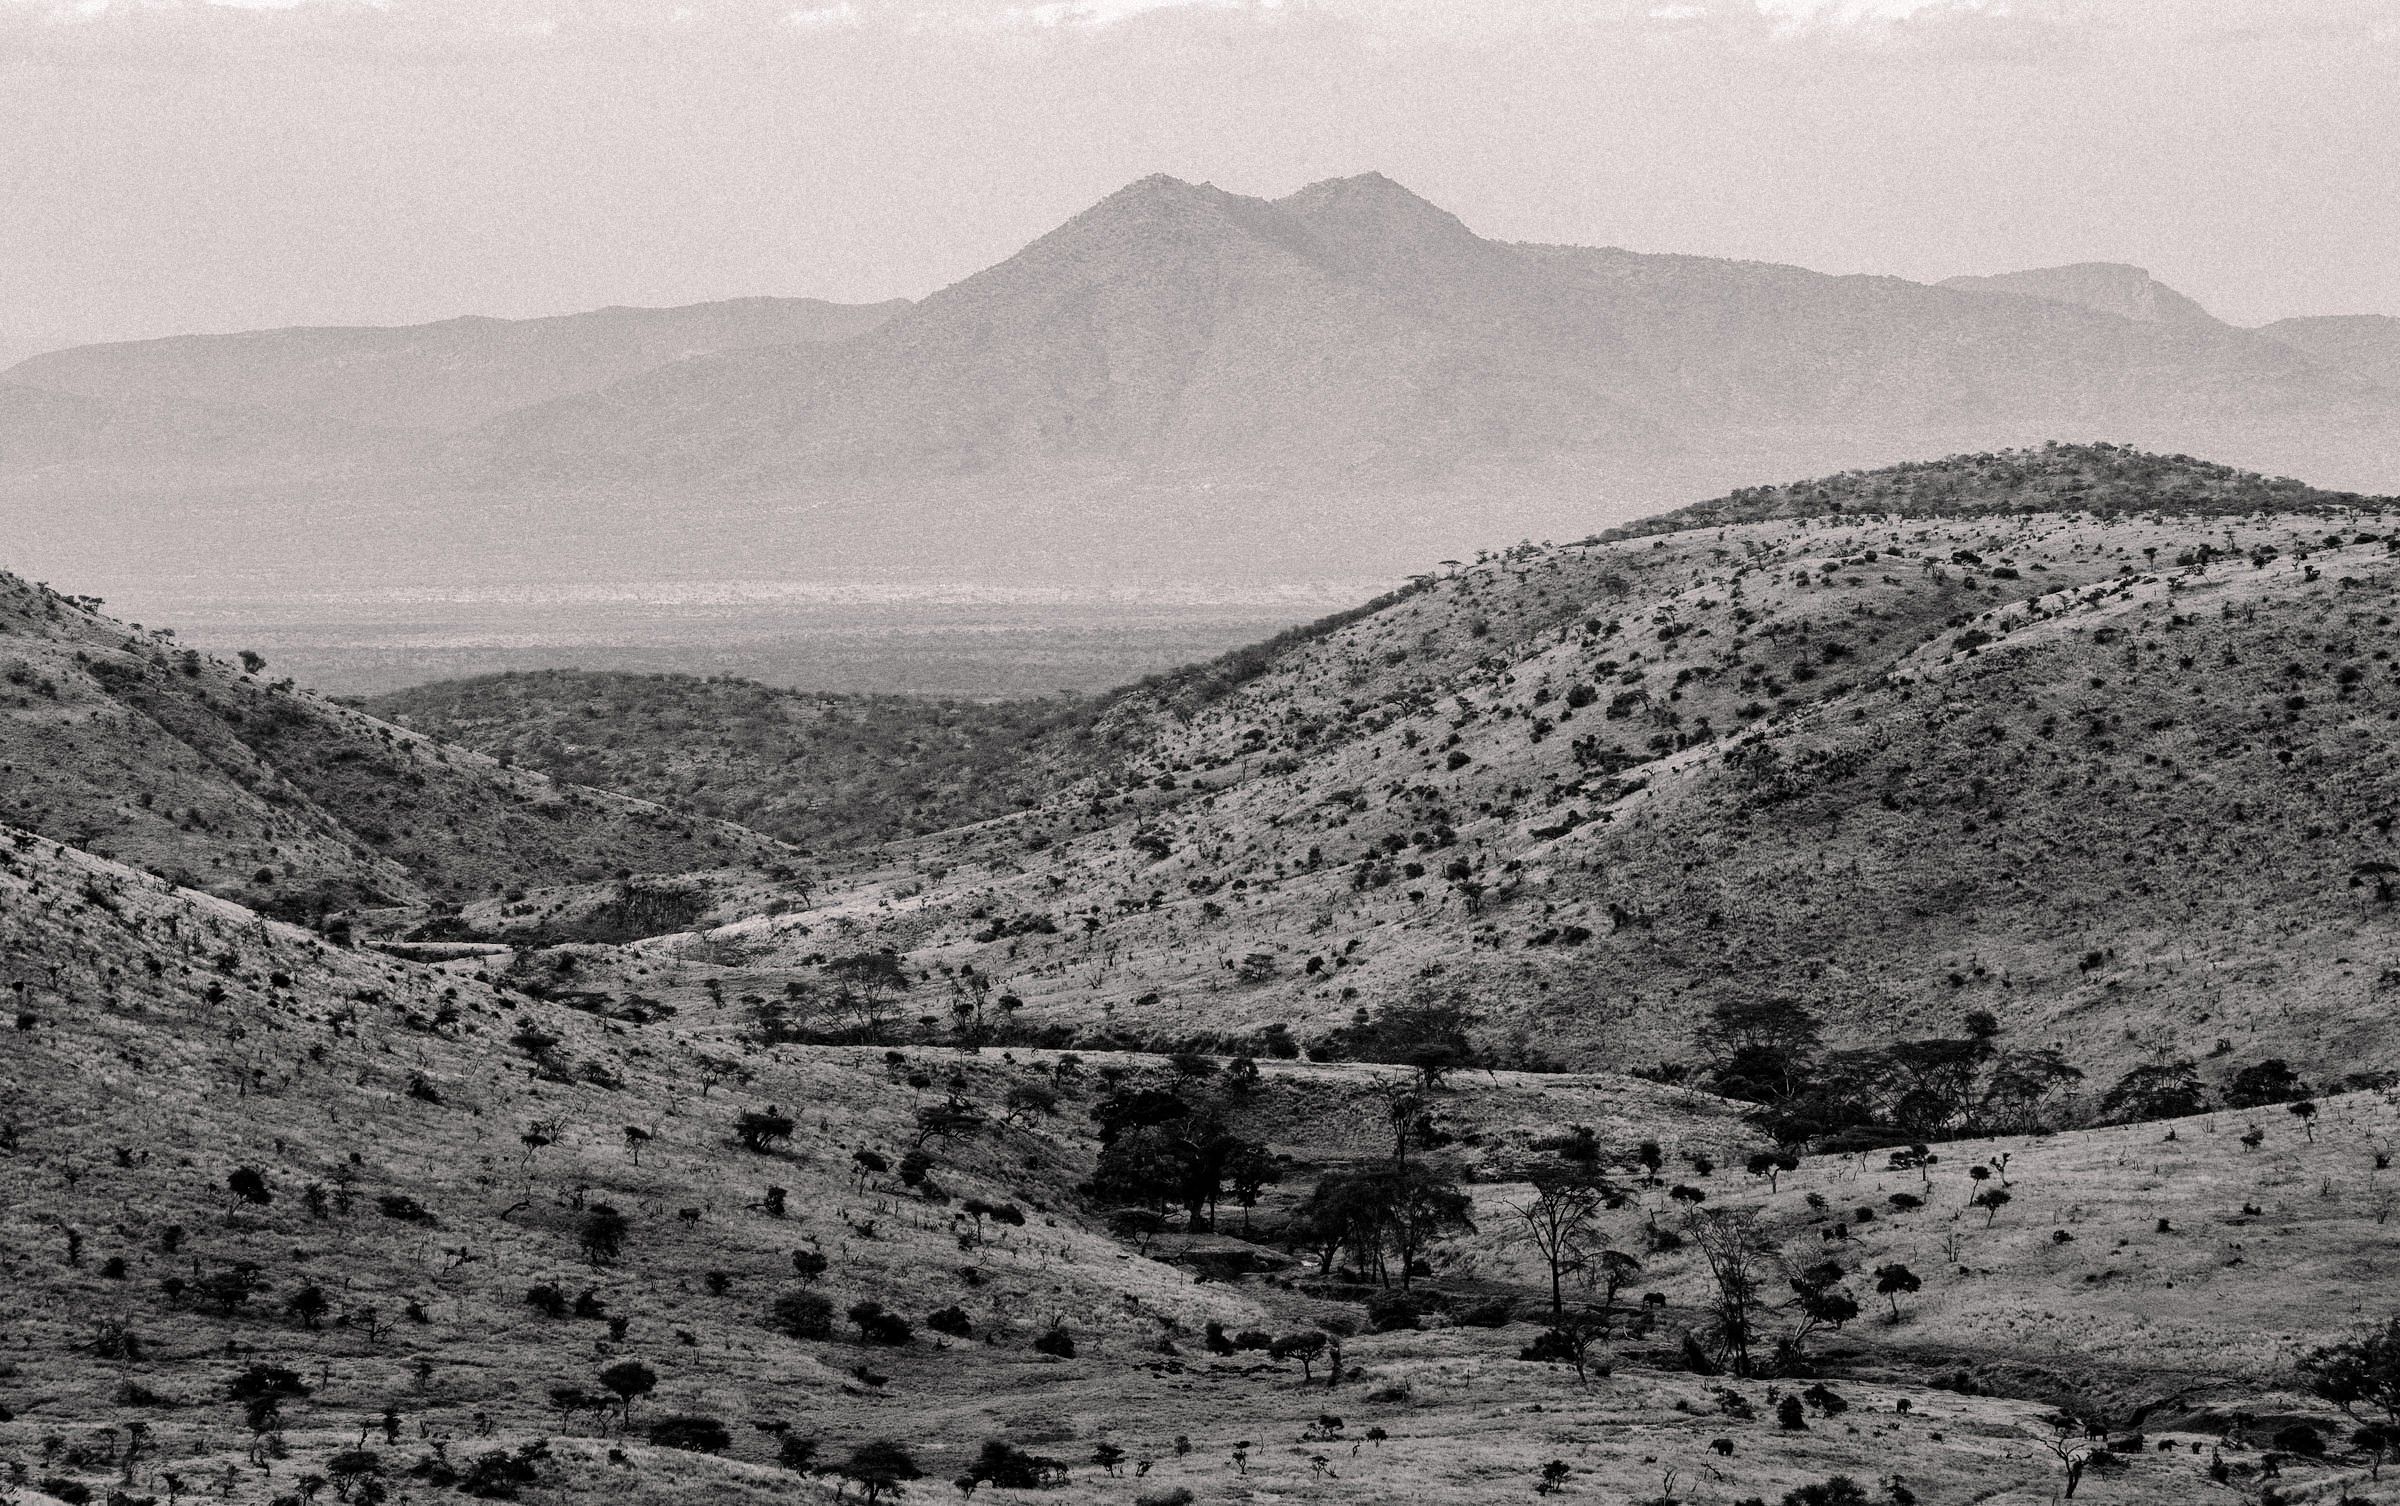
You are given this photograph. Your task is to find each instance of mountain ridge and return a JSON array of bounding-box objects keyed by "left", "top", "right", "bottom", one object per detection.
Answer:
[{"left": 1938, "top": 261, "right": 2230, "bottom": 330}]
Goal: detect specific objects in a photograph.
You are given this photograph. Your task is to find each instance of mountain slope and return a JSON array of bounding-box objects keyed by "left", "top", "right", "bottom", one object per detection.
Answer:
[
  {"left": 3, "top": 296, "right": 908, "bottom": 433},
  {"left": 0, "top": 380, "right": 418, "bottom": 481},
  {"left": 466, "top": 178, "right": 2383, "bottom": 504},
  {"left": 0, "top": 570, "right": 793, "bottom": 915}
]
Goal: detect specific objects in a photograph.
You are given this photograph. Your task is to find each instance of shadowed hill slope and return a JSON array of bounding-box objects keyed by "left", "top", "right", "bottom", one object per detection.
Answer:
[
  {"left": 0, "top": 571, "right": 794, "bottom": 915},
  {"left": 360, "top": 671, "right": 1114, "bottom": 853}
]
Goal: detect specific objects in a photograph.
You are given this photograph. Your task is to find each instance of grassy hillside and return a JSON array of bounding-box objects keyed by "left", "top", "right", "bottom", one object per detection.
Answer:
[
  {"left": 0, "top": 572, "right": 792, "bottom": 917},
  {"left": 633, "top": 447, "right": 2400, "bottom": 1099},
  {"left": 15, "top": 442, "right": 2400, "bottom": 1504},
  {"left": 3, "top": 827, "right": 2391, "bottom": 1505}
]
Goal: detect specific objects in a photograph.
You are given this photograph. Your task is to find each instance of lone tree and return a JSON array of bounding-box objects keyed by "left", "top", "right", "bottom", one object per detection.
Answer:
[
  {"left": 736, "top": 1107, "right": 796, "bottom": 1154},
  {"left": 1684, "top": 1207, "right": 1778, "bottom": 1376},
  {"left": 1745, "top": 1150, "right": 1800, "bottom": 1193},
  {"left": 912, "top": 1095, "right": 988, "bottom": 1150},
  {"left": 1873, "top": 1263, "right": 1922, "bottom": 1322},
  {"left": 1780, "top": 1261, "right": 1860, "bottom": 1371},
  {"left": 827, "top": 953, "right": 911, "bottom": 1044},
  {"left": 2299, "top": 1316, "right": 2400, "bottom": 1434},
  {"left": 579, "top": 1205, "right": 630, "bottom": 1266},
  {"left": 597, "top": 1360, "right": 657, "bottom": 1425},
  {"left": 1269, "top": 1331, "right": 1330, "bottom": 1383},
  {"left": 1586, "top": 1248, "right": 1644, "bottom": 1323},
  {"left": 1506, "top": 1167, "right": 1616, "bottom": 1315},
  {"left": 2290, "top": 1098, "right": 2320, "bottom": 1141},
  {"left": 2022, "top": 1412, "right": 2098, "bottom": 1499},
  {"left": 1516, "top": 1307, "right": 1612, "bottom": 1388},
  {"left": 842, "top": 1439, "right": 922, "bottom": 1503}
]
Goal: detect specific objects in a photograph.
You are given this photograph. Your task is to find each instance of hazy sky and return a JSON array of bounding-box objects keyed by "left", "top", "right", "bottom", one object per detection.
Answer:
[{"left": 5, "top": 0, "right": 2397, "bottom": 344}]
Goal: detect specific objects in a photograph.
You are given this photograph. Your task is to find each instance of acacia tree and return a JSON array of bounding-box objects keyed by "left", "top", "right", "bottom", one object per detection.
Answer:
[
  {"left": 1377, "top": 1165, "right": 1476, "bottom": 1290},
  {"left": 1584, "top": 1248, "right": 1643, "bottom": 1326},
  {"left": 1745, "top": 1150, "right": 1800, "bottom": 1193},
  {"left": 1292, "top": 1174, "right": 1388, "bottom": 1277},
  {"left": 2022, "top": 1413, "right": 2098, "bottom": 1499},
  {"left": 736, "top": 1107, "right": 796, "bottom": 1154},
  {"left": 1518, "top": 1307, "right": 1611, "bottom": 1387},
  {"left": 1290, "top": 1165, "right": 1473, "bottom": 1288},
  {"left": 2299, "top": 1316, "right": 2400, "bottom": 1434},
  {"left": 842, "top": 1440, "right": 921, "bottom": 1504},
  {"left": 1683, "top": 1207, "right": 1779, "bottom": 1376},
  {"left": 1873, "top": 1263, "right": 1922, "bottom": 1322},
  {"left": 1224, "top": 1139, "right": 1282, "bottom": 1235},
  {"left": 2099, "top": 1060, "right": 2208, "bottom": 1124},
  {"left": 1779, "top": 1260, "right": 1860, "bottom": 1370},
  {"left": 826, "top": 952, "right": 910, "bottom": 1044},
  {"left": 1695, "top": 996, "right": 1824, "bottom": 1105},
  {"left": 1268, "top": 1331, "right": 1329, "bottom": 1383},
  {"left": 597, "top": 1361, "right": 656, "bottom": 1427},
  {"left": 1507, "top": 1168, "right": 1615, "bottom": 1315}
]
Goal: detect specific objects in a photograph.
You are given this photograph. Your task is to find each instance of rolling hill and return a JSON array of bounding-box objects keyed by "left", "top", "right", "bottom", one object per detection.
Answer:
[
  {"left": 447, "top": 445, "right": 2400, "bottom": 1097},
  {"left": 12, "top": 444, "right": 2400, "bottom": 1503}
]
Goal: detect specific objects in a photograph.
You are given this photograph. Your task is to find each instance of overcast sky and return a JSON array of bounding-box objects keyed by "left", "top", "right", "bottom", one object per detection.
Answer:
[{"left": 4, "top": 0, "right": 2396, "bottom": 344}]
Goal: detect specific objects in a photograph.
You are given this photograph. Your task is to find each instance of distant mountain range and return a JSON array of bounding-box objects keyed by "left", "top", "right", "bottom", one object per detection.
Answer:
[
  {"left": 6, "top": 296, "right": 906, "bottom": 433},
  {"left": 4, "top": 173, "right": 2395, "bottom": 601}
]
